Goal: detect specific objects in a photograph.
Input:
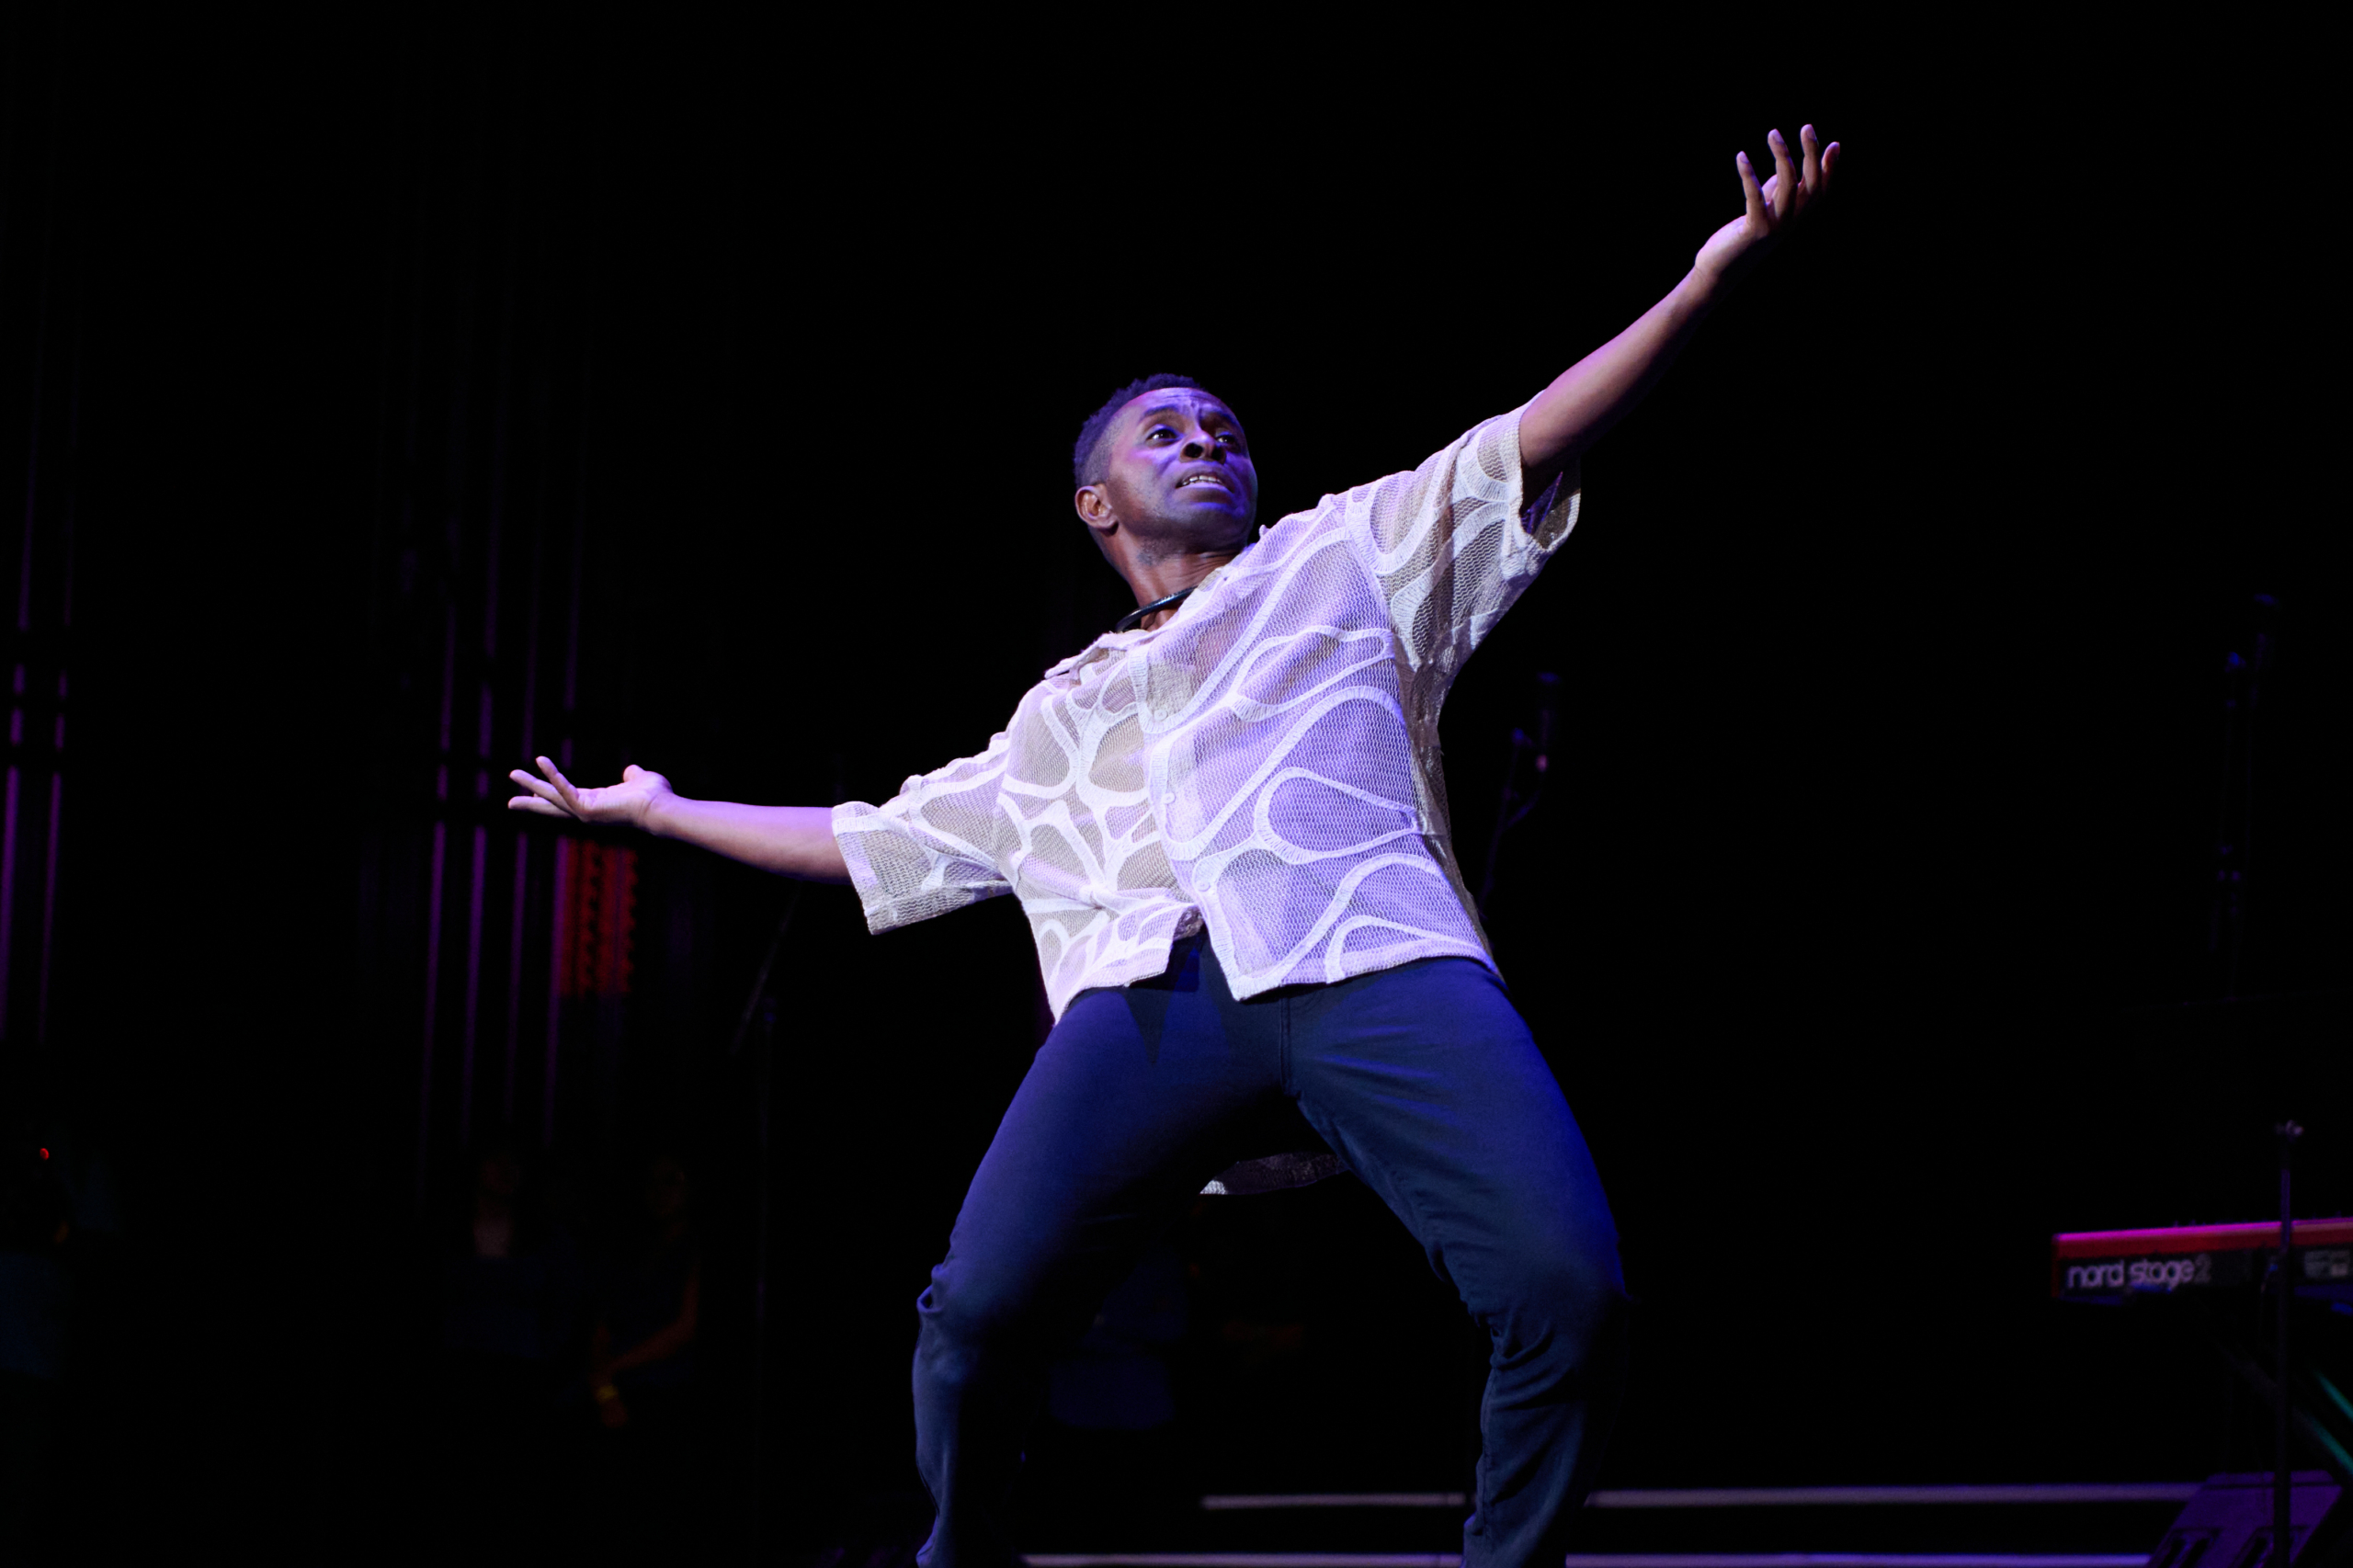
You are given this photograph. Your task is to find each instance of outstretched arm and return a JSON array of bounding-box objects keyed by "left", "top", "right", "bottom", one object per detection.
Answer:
[
  {"left": 507, "top": 757, "right": 850, "bottom": 883},
  {"left": 1518, "top": 125, "right": 1840, "bottom": 481}
]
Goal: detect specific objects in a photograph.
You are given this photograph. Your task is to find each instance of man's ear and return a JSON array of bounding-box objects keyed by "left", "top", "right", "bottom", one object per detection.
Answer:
[{"left": 1074, "top": 484, "right": 1117, "bottom": 540}]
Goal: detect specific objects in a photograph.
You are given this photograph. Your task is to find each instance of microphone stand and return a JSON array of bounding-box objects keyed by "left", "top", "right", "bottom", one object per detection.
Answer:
[
  {"left": 730, "top": 889, "right": 801, "bottom": 1564},
  {"left": 2273, "top": 1119, "right": 2302, "bottom": 1568},
  {"left": 1477, "top": 672, "right": 1558, "bottom": 920}
]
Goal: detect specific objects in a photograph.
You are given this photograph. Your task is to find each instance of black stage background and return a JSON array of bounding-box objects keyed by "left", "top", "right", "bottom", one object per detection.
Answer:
[{"left": 1, "top": 10, "right": 2345, "bottom": 1561}]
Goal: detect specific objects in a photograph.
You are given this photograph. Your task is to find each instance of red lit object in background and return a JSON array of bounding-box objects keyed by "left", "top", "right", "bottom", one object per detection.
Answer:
[
  {"left": 38, "top": 1147, "right": 48, "bottom": 1160},
  {"left": 555, "top": 840, "right": 637, "bottom": 1001}
]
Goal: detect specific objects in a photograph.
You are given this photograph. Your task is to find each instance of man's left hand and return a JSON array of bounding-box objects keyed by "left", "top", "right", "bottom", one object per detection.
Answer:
[{"left": 1694, "top": 125, "right": 1838, "bottom": 286}]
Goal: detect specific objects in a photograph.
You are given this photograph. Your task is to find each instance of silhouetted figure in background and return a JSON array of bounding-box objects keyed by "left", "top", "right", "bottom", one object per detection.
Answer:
[
  {"left": 0, "top": 1108, "right": 119, "bottom": 1568},
  {"left": 1027, "top": 1237, "right": 1191, "bottom": 1543},
  {"left": 428, "top": 1143, "right": 580, "bottom": 1563},
  {"left": 583, "top": 1152, "right": 701, "bottom": 1562},
  {"left": 1, "top": 1128, "right": 74, "bottom": 1565}
]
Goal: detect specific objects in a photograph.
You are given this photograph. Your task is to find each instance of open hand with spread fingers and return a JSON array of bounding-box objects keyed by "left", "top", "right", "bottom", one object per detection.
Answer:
[
  {"left": 507, "top": 756, "right": 673, "bottom": 831},
  {"left": 1694, "top": 124, "right": 1839, "bottom": 285},
  {"left": 507, "top": 756, "right": 846, "bottom": 879}
]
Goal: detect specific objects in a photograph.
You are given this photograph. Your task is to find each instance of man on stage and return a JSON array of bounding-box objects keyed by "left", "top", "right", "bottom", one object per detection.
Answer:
[{"left": 512, "top": 124, "right": 1839, "bottom": 1566}]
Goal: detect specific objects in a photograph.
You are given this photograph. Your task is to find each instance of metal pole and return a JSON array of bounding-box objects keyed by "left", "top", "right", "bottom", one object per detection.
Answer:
[
  {"left": 732, "top": 891, "right": 797, "bottom": 1562},
  {"left": 2275, "top": 1120, "right": 2302, "bottom": 1568},
  {"left": 751, "top": 994, "right": 777, "bottom": 1562}
]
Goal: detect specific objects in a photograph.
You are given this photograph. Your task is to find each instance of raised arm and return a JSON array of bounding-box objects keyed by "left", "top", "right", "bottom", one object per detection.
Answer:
[
  {"left": 1518, "top": 125, "right": 1839, "bottom": 480},
  {"left": 507, "top": 756, "right": 850, "bottom": 883}
]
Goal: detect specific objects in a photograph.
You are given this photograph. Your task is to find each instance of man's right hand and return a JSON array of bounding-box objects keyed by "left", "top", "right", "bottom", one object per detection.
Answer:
[
  {"left": 508, "top": 758, "right": 851, "bottom": 881},
  {"left": 507, "top": 756, "right": 674, "bottom": 833}
]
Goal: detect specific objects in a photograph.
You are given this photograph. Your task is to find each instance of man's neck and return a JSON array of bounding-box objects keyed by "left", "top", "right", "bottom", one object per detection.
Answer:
[{"left": 1120, "top": 544, "right": 1244, "bottom": 628}]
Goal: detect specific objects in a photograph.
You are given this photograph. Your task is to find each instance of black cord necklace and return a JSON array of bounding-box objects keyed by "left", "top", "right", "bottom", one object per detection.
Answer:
[{"left": 1112, "top": 586, "right": 1195, "bottom": 634}]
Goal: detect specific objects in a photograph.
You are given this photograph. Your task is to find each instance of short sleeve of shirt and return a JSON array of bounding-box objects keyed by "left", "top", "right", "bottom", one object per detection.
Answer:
[
  {"left": 831, "top": 733, "right": 1015, "bottom": 934},
  {"left": 1339, "top": 403, "right": 1582, "bottom": 691}
]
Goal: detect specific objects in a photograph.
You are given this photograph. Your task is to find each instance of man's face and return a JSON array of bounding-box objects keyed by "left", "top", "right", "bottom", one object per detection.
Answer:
[{"left": 1090, "top": 389, "right": 1258, "bottom": 548}]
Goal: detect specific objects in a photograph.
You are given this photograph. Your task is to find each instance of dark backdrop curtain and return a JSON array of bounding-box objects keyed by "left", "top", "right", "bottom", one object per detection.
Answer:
[{"left": 1, "top": 6, "right": 2345, "bottom": 1558}]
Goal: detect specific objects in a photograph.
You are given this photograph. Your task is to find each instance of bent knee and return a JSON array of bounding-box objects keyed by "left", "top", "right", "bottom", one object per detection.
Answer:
[
  {"left": 918, "top": 1267, "right": 1012, "bottom": 1350},
  {"left": 1490, "top": 1237, "right": 1631, "bottom": 1361},
  {"left": 915, "top": 1259, "right": 1085, "bottom": 1367}
]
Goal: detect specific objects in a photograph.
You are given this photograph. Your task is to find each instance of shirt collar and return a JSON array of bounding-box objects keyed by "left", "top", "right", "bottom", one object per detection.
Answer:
[{"left": 1040, "top": 546, "right": 1253, "bottom": 682}]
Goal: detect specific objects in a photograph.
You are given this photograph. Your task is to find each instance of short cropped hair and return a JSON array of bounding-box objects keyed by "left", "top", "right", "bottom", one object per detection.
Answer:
[{"left": 1072, "top": 373, "right": 1205, "bottom": 488}]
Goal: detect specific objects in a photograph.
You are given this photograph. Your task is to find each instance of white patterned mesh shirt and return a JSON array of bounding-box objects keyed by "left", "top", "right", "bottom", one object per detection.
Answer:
[{"left": 832, "top": 403, "right": 1580, "bottom": 1021}]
